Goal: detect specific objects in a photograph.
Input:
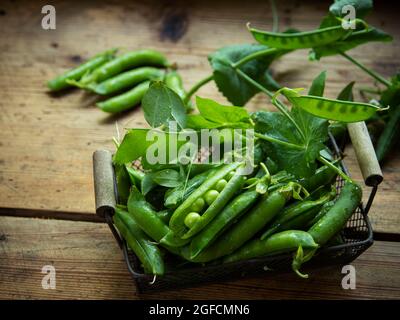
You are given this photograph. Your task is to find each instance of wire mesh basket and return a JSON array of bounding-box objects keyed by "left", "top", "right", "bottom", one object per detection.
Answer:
[{"left": 93, "top": 122, "right": 382, "bottom": 293}]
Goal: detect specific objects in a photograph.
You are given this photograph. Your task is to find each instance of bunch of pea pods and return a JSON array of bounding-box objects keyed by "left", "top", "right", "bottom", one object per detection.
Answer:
[
  {"left": 47, "top": 48, "right": 188, "bottom": 113},
  {"left": 114, "top": 152, "right": 362, "bottom": 278}
]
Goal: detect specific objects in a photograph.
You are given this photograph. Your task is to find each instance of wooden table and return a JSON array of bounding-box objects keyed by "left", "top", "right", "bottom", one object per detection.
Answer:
[{"left": 0, "top": 0, "right": 399, "bottom": 299}]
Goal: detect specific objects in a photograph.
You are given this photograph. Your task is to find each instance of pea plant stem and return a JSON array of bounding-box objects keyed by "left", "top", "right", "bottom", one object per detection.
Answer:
[
  {"left": 339, "top": 51, "right": 392, "bottom": 87},
  {"left": 235, "top": 68, "right": 306, "bottom": 140},
  {"left": 231, "top": 48, "right": 279, "bottom": 68},
  {"left": 317, "top": 155, "right": 353, "bottom": 184},
  {"left": 254, "top": 132, "right": 304, "bottom": 150},
  {"left": 184, "top": 74, "right": 214, "bottom": 104},
  {"left": 270, "top": 0, "right": 279, "bottom": 32}
]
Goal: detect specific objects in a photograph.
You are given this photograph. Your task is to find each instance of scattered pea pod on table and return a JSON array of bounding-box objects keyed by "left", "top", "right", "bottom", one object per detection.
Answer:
[
  {"left": 86, "top": 67, "right": 165, "bottom": 95},
  {"left": 78, "top": 49, "right": 170, "bottom": 85},
  {"left": 96, "top": 81, "right": 150, "bottom": 113},
  {"left": 273, "top": 87, "right": 389, "bottom": 122},
  {"left": 47, "top": 48, "right": 117, "bottom": 91}
]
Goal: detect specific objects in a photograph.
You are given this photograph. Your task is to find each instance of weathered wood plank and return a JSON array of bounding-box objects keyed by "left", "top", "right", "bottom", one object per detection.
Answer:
[
  {"left": 0, "top": 216, "right": 399, "bottom": 300},
  {"left": 0, "top": 0, "right": 399, "bottom": 233}
]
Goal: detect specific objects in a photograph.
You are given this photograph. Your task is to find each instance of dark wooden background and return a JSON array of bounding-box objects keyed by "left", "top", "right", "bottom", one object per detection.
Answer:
[{"left": 0, "top": 0, "right": 399, "bottom": 299}]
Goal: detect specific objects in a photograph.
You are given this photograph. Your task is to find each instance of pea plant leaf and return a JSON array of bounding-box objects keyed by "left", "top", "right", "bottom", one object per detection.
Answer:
[
  {"left": 113, "top": 129, "right": 151, "bottom": 165},
  {"left": 380, "top": 74, "right": 400, "bottom": 107},
  {"left": 208, "top": 44, "right": 285, "bottom": 106},
  {"left": 252, "top": 110, "right": 328, "bottom": 178},
  {"left": 337, "top": 81, "right": 355, "bottom": 101},
  {"left": 142, "top": 81, "right": 187, "bottom": 129},
  {"left": 141, "top": 169, "right": 184, "bottom": 195},
  {"left": 308, "top": 71, "right": 327, "bottom": 96},
  {"left": 329, "top": 0, "right": 373, "bottom": 19},
  {"left": 309, "top": 27, "right": 393, "bottom": 60},
  {"left": 186, "top": 97, "right": 252, "bottom": 129}
]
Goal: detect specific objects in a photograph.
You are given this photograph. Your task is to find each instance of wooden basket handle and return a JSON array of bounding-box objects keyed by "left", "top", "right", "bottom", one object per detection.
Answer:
[
  {"left": 93, "top": 149, "right": 116, "bottom": 218},
  {"left": 347, "top": 122, "right": 383, "bottom": 187}
]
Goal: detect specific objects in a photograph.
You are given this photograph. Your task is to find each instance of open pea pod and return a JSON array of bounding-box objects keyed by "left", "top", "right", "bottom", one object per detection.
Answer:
[{"left": 274, "top": 87, "right": 388, "bottom": 122}]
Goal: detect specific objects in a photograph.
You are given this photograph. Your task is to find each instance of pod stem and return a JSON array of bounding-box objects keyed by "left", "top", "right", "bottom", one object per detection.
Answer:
[
  {"left": 339, "top": 51, "right": 392, "bottom": 88},
  {"left": 317, "top": 156, "right": 354, "bottom": 184},
  {"left": 235, "top": 69, "right": 306, "bottom": 141},
  {"left": 254, "top": 132, "right": 304, "bottom": 150},
  {"left": 231, "top": 48, "right": 279, "bottom": 69},
  {"left": 184, "top": 74, "right": 214, "bottom": 104}
]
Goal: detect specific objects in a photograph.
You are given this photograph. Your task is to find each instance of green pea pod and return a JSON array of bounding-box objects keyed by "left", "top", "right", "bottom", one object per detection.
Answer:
[
  {"left": 169, "top": 162, "right": 242, "bottom": 237},
  {"left": 298, "top": 164, "right": 337, "bottom": 192},
  {"left": 47, "top": 48, "right": 117, "bottom": 91},
  {"left": 223, "top": 230, "right": 318, "bottom": 263},
  {"left": 291, "top": 182, "right": 361, "bottom": 278},
  {"left": 182, "top": 167, "right": 248, "bottom": 239},
  {"left": 97, "top": 81, "right": 150, "bottom": 113},
  {"left": 186, "top": 182, "right": 305, "bottom": 263},
  {"left": 248, "top": 24, "right": 350, "bottom": 50},
  {"left": 89, "top": 67, "right": 165, "bottom": 95},
  {"left": 275, "top": 87, "right": 388, "bottom": 122},
  {"left": 164, "top": 70, "right": 190, "bottom": 103},
  {"left": 125, "top": 165, "right": 144, "bottom": 190},
  {"left": 189, "top": 188, "right": 260, "bottom": 259},
  {"left": 376, "top": 105, "right": 400, "bottom": 162},
  {"left": 306, "top": 200, "right": 335, "bottom": 228},
  {"left": 79, "top": 49, "right": 170, "bottom": 84},
  {"left": 164, "top": 169, "right": 215, "bottom": 209},
  {"left": 308, "top": 181, "right": 362, "bottom": 246},
  {"left": 260, "top": 189, "right": 335, "bottom": 240},
  {"left": 113, "top": 207, "right": 164, "bottom": 275},
  {"left": 127, "top": 186, "right": 189, "bottom": 247}
]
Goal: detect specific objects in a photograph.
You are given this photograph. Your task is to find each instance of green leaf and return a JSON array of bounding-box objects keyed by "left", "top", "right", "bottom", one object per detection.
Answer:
[
  {"left": 151, "top": 169, "right": 183, "bottom": 188},
  {"left": 329, "top": 0, "right": 373, "bottom": 19},
  {"left": 141, "top": 174, "right": 157, "bottom": 195},
  {"left": 186, "top": 115, "right": 222, "bottom": 129},
  {"left": 208, "top": 44, "right": 284, "bottom": 106},
  {"left": 142, "top": 81, "right": 187, "bottom": 129},
  {"left": 309, "top": 27, "right": 393, "bottom": 60},
  {"left": 380, "top": 74, "right": 400, "bottom": 107},
  {"left": 308, "top": 71, "right": 327, "bottom": 97},
  {"left": 113, "top": 129, "right": 150, "bottom": 165},
  {"left": 197, "top": 96, "right": 250, "bottom": 123},
  {"left": 252, "top": 110, "right": 328, "bottom": 178},
  {"left": 337, "top": 81, "right": 355, "bottom": 101},
  {"left": 186, "top": 97, "right": 252, "bottom": 129}
]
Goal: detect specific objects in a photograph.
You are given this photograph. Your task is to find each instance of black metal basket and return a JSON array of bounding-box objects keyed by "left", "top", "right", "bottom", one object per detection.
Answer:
[{"left": 93, "top": 123, "right": 382, "bottom": 293}]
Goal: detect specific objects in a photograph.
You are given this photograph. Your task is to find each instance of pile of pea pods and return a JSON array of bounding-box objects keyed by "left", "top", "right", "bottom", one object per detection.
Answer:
[
  {"left": 114, "top": 152, "right": 362, "bottom": 278},
  {"left": 47, "top": 48, "right": 188, "bottom": 113}
]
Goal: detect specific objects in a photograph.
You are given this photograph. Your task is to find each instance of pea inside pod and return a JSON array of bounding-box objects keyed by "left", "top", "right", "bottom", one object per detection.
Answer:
[{"left": 275, "top": 87, "right": 388, "bottom": 122}]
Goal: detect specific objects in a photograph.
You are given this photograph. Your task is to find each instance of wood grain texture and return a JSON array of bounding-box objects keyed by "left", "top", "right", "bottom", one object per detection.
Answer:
[
  {"left": 0, "top": 216, "right": 399, "bottom": 300},
  {"left": 0, "top": 0, "right": 399, "bottom": 233}
]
